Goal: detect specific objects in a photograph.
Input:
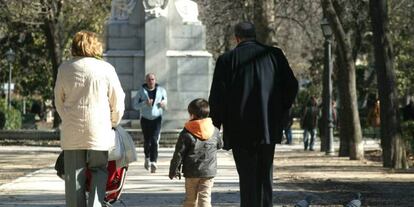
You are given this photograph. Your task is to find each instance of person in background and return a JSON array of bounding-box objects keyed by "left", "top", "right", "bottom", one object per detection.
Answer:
[
  {"left": 133, "top": 73, "right": 167, "bottom": 173},
  {"left": 54, "top": 31, "right": 125, "bottom": 207},
  {"left": 282, "top": 107, "right": 294, "bottom": 144},
  {"left": 169, "top": 98, "right": 222, "bottom": 207},
  {"left": 301, "top": 97, "right": 319, "bottom": 151},
  {"left": 209, "top": 22, "right": 298, "bottom": 207},
  {"left": 367, "top": 99, "right": 380, "bottom": 138}
]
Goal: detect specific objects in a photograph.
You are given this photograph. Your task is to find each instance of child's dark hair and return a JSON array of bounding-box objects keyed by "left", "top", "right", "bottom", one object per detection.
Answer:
[{"left": 188, "top": 98, "right": 210, "bottom": 119}]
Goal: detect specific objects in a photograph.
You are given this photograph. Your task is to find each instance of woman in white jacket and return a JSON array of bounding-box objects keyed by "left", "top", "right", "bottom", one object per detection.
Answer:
[{"left": 54, "top": 31, "right": 125, "bottom": 207}]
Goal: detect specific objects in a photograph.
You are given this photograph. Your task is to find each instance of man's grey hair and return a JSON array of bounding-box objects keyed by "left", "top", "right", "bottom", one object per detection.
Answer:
[{"left": 145, "top": 73, "right": 156, "bottom": 79}]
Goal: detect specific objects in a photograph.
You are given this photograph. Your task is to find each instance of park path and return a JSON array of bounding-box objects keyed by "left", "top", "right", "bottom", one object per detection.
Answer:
[
  {"left": 0, "top": 147, "right": 241, "bottom": 207},
  {"left": 1, "top": 140, "right": 413, "bottom": 206}
]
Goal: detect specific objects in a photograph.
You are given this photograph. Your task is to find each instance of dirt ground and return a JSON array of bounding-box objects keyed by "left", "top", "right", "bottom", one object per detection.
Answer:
[
  {"left": 0, "top": 144, "right": 413, "bottom": 206},
  {"left": 0, "top": 147, "right": 59, "bottom": 186},
  {"left": 274, "top": 149, "right": 414, "bottom": 206}
]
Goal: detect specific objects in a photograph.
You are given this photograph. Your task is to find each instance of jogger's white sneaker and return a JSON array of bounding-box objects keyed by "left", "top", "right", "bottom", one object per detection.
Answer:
[
  {"left": 144, "top": 158, "right": 150, "bottom": 170},
  {"left": 150, "top": 162, "right": 157, "bottom": 173}
]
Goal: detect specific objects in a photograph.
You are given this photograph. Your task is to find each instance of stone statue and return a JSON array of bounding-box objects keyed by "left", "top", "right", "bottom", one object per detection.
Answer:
[
  {"left": 143, "top": 0, "right": 169, "bottom": 18},
  {"left": 110, "top": 0, "right": 137, "bottom": 21},
  {"left": 174, "top": 0, "right": 200, "bottom": 24}
]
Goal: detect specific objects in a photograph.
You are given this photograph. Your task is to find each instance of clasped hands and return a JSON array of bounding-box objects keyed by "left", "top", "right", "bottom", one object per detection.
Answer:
[{"left": 146, "top": 99, "right": 166, "bottom": 108}]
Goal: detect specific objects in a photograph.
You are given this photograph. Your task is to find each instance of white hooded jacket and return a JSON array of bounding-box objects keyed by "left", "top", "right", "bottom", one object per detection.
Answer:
[{"left": 54, "top": 57, "right": 125, "bottom": 150}]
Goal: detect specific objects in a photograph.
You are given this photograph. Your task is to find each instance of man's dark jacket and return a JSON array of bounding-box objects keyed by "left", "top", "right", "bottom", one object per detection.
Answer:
[{"left": 209, "top": 40, "right": 298, "bottom": 150}]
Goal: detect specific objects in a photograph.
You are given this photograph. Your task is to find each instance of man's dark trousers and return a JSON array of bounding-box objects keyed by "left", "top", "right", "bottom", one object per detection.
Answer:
[
  {"left": 232, "top": 144, "right": 276, "bottom": 207},
  {"left": 140, "top": 116, "right": 162, "bottom": 162}
]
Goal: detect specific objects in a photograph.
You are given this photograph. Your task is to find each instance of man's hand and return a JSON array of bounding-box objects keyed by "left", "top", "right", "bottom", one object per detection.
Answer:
[
  {"left": 169, "top": 171, "right": 181, "bottom": 180},
  {"left": 158, "top": 101, "right": 166, "bottom": 108},
  {"left": 169, "top": 172, "right": 175, "bottom": 180},
  {"left": 146, "top": 98, "right": 153, "bottom": 106}
]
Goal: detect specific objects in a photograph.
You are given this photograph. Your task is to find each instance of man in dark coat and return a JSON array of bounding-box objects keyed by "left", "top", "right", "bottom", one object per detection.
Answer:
[{"left": 209, "top": 22, "right": 298, "bottom": 207}]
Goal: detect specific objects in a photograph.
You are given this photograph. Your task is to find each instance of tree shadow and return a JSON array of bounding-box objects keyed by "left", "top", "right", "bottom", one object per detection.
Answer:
[{"left": 2, "top": 181, "right": 413, "bottom": 207}]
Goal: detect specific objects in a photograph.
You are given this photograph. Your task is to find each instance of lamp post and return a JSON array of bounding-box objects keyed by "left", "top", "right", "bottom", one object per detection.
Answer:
[
  {"left": 320, "top": 18, "right": 334, "bottom": 155},
  {"left": 5, "top": 48, "right": 15, "bottom": 109}
]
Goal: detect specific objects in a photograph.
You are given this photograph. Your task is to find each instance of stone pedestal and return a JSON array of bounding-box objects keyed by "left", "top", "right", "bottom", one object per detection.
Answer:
[
  {"left": 145, "top": 0, "right": 213, "bottom": 129},
  {"left": 106, "top": 0, "right": 212, "bottom": 129},
  {"left": 104, "top": 1, "right": 145, "bottom": 119}
]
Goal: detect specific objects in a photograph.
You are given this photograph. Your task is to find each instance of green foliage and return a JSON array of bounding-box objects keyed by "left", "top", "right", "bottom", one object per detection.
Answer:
[
  {"left": 389, "top": 1, "right": 414, "bottom": 98},
  {"left": 11, "top": 97, "right": 34, "bottom": 114},
  {"left": 0, "top": 100, "right": 22, "bottom": 130},
  {"left": 0, "top": 0, "right": 111, "bottom": 101},
  {"left": 292, "top": 85, "right": 321, "bottom": 118},
  {"left": 355, "top": 65, "right": 368, "bottom": 103},
  {"left": 306, "top": 47, "right": 324, "bottom": 92},
  {"left": 401, "top": 121, "right": 414, "bottom": 153},
  {"left": 394, "top": 40, "right": 414, "bottom": 97},
  {"left": 355, "top": 65, "right": 378, "bottom": 107}
]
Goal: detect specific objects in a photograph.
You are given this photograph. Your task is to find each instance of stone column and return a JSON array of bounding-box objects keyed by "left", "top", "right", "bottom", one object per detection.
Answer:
[
  {"left": 104, "top": 0, "right": 146, "bottom": 119},
  {"left": 145, "top": 0, "right": 213, "bottom": 129},
  {"left": 105, "top": 0, "right": 213, "bottom": 129}
]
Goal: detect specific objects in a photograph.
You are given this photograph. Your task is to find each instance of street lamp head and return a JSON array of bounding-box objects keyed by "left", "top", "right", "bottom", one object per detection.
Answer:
[
  {"left": 5, "top": 48, "right": 15, "bottom": 62},
  {"left": 320, "top": 18, "right": 333, "bottom": 38}
]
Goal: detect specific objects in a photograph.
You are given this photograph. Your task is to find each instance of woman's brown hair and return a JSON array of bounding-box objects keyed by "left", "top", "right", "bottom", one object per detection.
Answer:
[{"left": 71, "top": 31, "right": 103, "bottom": 58}]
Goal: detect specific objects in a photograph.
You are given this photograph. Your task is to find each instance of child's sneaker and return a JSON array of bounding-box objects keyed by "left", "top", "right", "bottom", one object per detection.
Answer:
[
  {"left": 150, "top": 162, "right": 157, "bottom": 173},
  {"left": 144, "top": 158, "right": 150, "bottom": 170}
]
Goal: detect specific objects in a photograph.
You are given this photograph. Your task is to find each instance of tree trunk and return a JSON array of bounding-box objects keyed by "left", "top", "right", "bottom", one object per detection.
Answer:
[
  {"left": 42, "top": 0, "right": 63, "bottom": 128},
  {"left": 253, "top": 0, "right": 275, "bottom": 45},
  {"left": 369, "top": 0, "right": 408, "bottom": 169},
  {"left": 336, "top": 49, "right": 350, "bottom": 156},
  {"left": 43, "top": 20, "right": 62, "bottom": 128},
  {"left": 322, "top": 0, "right": 364, "bottom": 160}
]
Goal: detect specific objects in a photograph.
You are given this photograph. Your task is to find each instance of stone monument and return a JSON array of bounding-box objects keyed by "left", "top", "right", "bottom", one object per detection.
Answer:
[{"left": 105, "top": 0, "right": 213, "bottom": 129}]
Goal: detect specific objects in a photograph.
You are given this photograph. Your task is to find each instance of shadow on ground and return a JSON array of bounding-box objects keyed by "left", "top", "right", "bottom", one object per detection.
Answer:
[
  {"left": 2, "top": 181, "right": 414, "bottom": 207},
  {"left": 276, "top": 180, "right": 414, "bottom": 206}
]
